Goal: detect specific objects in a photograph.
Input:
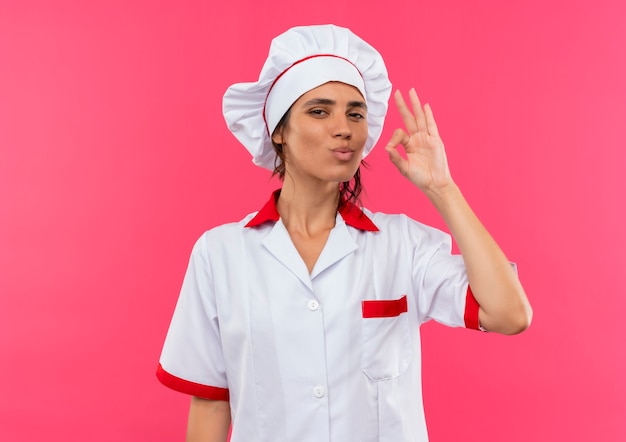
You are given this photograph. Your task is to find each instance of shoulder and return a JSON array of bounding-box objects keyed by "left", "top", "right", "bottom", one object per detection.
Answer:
[
  {"left": 193, "top": 211, "right": 267, "bottom": 251},
  {"left": 361, "top": 208, "right": 451, "bottom": 248}
]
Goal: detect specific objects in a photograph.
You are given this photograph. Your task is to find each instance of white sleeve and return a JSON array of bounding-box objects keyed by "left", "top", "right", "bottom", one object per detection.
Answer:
[
  {"left": 157, "top": 233, "right": 230, "bottom": 400},
  {"left": 411, "top": 223, "right": 481, "bottom": 330}
]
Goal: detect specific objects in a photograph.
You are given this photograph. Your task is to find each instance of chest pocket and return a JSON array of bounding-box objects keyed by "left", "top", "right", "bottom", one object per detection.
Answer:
[{"left": 361, "top": 295, "right": 413, "bottom": 381}]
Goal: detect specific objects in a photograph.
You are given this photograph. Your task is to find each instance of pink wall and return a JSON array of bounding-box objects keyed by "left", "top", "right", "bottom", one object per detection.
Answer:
[{"left": 1, "top": 0, "right": 625, "bottom": 440}]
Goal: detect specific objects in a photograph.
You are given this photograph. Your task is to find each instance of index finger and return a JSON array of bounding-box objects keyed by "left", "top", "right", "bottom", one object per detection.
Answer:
[{"left": 393, "top": 90, "right": 419, "bottom": 134}]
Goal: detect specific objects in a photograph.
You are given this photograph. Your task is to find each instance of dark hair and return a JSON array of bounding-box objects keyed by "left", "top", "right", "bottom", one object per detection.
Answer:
[{"left": 271, "top": 109, "right": 364, "bottom": 209}]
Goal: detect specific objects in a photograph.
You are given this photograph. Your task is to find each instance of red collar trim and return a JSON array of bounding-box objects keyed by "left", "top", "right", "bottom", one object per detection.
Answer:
[
  {"left": 245, "top": 189, "right": 379, "bottom": 232},
  {"left": 244, "top": 190, "right": 281, "bottom": 228}
]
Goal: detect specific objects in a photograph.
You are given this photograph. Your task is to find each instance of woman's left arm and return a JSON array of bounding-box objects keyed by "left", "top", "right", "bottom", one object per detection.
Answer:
[{"left": 385, "top": 89, "right": 532, "bottom": 335}]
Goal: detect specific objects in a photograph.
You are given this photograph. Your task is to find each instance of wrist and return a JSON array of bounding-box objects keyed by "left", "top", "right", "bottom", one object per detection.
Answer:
[{"left": 423, "top": 181, "right": 461, "bottom": 206}]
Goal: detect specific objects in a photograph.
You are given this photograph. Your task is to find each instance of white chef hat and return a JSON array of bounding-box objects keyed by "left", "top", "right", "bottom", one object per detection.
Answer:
[{"left": 223, "top": 24, "right": 392, "bottom": 170}]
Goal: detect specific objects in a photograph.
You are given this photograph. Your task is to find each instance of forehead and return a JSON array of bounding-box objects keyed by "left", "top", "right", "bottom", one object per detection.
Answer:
[{"left": 295, "top": 81, "right": 365, "bottom": 105}]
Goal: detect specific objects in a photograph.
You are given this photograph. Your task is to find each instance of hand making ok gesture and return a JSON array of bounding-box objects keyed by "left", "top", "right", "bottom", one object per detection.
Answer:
[{"left": 385, "top": 89, "right": 455, "bottom": 195}]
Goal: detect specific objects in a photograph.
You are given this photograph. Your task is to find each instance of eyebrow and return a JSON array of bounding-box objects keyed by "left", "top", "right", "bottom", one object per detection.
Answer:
[{"left": 302, "top": 98, "right": 368, "bottom": 110}]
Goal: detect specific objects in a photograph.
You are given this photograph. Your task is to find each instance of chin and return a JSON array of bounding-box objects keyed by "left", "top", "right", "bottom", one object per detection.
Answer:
[
  {"left": 330, "top": 162, "right": 360, "bottom": 181},
  {"left": 324, "top": 169, "right": 358, "bottom": 184}
]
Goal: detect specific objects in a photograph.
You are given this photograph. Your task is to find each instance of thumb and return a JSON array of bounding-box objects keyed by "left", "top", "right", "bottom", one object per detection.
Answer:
[{"left": 385, "top": 128, "right": 409, "bottom": 173}]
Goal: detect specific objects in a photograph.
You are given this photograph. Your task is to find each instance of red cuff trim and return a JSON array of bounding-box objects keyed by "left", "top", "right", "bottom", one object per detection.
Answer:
[
  {"left": 156, "top": 364, "right": 229, "bottom": 401},
  {"left": 463, "top": 286, "right": 481, "bottom": 330},
  {"left": 362, "top": 295, "right": 408, "bottom": 318}
]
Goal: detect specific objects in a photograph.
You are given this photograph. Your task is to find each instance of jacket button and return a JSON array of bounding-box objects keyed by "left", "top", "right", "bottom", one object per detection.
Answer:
[
  {"left": 307, "top": 299, "right": 320, "bottom": 311},
  {"left": 312, "top": 385, "right": 325, "bottom": 398}
]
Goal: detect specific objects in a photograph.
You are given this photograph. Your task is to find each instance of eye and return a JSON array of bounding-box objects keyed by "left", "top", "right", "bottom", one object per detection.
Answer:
[
  {"left": 348, "top": 112, "right": 365, "bottom": 120},
  {"left": 308, "top": 109, "right": 328, "bottom": 117}
]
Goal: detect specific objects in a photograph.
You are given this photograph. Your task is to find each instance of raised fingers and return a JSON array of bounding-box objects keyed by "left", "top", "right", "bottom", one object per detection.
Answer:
[
  {"left": 408, "top": 88, "right": 427, "bottom": 133},
  {"left": 393, "top": 90, "right": 419, "bottom": 135},
  {"left": 394, "top": 89, "right": 429, "bottom": 135},
  {"left": 424, "top": 103, "right": 439, "bottom": 138}
]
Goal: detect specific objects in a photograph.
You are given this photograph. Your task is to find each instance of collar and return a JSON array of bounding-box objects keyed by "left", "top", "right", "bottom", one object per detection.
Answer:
[{"left": 245, "top": 189, "right": 379, "bottom": 232}]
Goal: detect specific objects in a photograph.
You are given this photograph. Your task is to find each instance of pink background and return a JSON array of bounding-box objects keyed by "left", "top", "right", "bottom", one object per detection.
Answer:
[{"left": 1, "top": 0, "right": 625, "bottom": 440}]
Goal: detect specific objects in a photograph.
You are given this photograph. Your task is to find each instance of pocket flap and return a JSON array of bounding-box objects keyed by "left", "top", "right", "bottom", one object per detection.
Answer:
[{"left": 361, "top": 295, "right": 407, "bottom": 318}]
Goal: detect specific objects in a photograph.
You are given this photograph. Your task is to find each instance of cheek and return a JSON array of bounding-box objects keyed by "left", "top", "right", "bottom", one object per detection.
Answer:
[
  {"left": 286, "top": 126, "right": 324, "bottom": 151},
  {"left": 356, "top": 126, "right": 369, "bottom": 148},
  {"left": 282, "top": 129, "right": 317, "bottom": 166}
]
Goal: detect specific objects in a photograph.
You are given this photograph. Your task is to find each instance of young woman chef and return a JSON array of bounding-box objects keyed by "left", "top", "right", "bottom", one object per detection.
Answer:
[{"left": 157, "top": 24, "right": 532, "bottom": 442}]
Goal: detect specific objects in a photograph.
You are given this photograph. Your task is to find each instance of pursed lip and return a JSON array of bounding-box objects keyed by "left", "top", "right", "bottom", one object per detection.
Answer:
[
  {"left": 331, "top": 146, "right": 355, "bottom": 153},
  {"left": 331, "top": 146, "right": 357, "bottom": 161}
]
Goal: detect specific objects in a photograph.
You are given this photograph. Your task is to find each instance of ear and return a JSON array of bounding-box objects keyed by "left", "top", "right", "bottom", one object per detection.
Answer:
[{"left": 271, "top": 129, "right": 284, "bottom": 145}]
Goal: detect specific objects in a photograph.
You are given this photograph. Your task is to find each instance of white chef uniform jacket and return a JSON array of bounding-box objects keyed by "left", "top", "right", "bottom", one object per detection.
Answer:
[{"left": 158, "top": 190, "right": 482, "bottom": 442}]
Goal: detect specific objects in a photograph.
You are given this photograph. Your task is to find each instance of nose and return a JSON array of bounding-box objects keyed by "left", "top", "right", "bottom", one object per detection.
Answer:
[{"left": 332, "top": 115, "right": 352, "bottom": 139}]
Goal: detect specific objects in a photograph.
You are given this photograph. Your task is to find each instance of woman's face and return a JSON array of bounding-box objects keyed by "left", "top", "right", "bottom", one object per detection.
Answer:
[{"left": 272, "top": 81, "right": 368, "bottom": 185}]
